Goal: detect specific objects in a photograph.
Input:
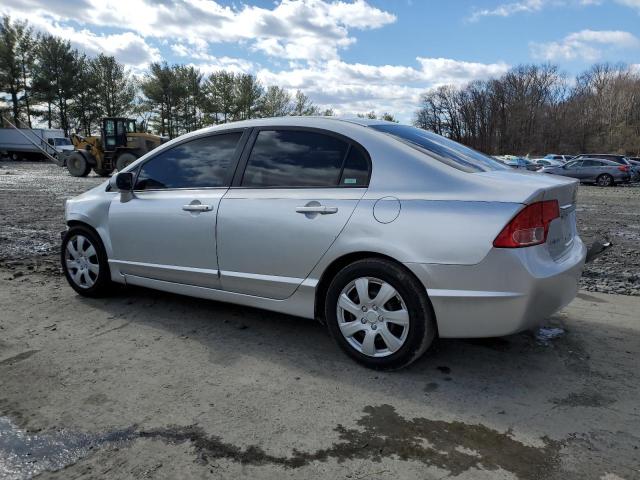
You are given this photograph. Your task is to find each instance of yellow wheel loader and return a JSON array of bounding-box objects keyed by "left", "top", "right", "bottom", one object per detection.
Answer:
[{"left": 61, "top": 118, "right": 165, "bottom": 177}]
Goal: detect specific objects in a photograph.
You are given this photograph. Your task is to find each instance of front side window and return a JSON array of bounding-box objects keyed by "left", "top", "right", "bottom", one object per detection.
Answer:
[
  {"left": 241, "top": 130, "right": 350, "bottom": 187},
  {"left": 370, "top": 124, "right": 507, "bottom": 173},
  {"left": 135, "top": 132, "right": 242, "bottom": 190},
  {"left": 582, "top": 160, "right": 600, "bottom": 167}
]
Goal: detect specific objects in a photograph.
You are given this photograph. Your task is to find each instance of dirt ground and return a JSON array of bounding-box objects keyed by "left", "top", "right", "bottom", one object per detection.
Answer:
[{"left": 1, "top": 161, "right": 639, "bottom": 479}]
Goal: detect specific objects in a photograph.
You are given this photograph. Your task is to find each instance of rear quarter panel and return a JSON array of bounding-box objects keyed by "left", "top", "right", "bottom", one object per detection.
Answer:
[{"left": 310, "top": 198, "right": 522, "bottom": 275}]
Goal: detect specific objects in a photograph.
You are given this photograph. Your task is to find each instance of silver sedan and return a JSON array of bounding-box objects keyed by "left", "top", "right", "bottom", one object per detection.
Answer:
[{"left": 61, "top": 117, "right": 587, "bottom": 369}]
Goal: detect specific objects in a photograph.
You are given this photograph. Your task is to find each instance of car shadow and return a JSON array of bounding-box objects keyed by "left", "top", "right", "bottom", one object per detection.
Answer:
[{"left": 74, "top": 282, "right": 638, "bottom": 411}]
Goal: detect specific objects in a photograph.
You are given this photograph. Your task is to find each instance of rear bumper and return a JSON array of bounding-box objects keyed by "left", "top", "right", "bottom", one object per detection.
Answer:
[{"left": 404, "top": 237, "right": 587, "bottom": 338}]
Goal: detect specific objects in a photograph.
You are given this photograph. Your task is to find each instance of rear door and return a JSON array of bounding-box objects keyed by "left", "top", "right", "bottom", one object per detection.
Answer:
[
  {"left": 108, "top": 130, "right": 246, "bottom": 288},
  {"left": 579, "top": 159, "right": 600, "bottom": 181},
  {"left": 216, "top": 128, "right": 370, "bottom": 299}
]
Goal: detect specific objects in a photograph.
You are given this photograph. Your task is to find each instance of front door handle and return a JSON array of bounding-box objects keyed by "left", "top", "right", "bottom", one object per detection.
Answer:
[
  {"left": 182, "top": 204, "right": 213, "bottom": 212},
  {"left": 295, "top": 206, "right": 338, "bottom": 214}
]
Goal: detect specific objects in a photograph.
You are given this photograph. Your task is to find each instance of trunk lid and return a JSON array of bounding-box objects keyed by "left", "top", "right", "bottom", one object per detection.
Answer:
[{"left": 476, "top": 170, "right": 579, "bottom": 260}]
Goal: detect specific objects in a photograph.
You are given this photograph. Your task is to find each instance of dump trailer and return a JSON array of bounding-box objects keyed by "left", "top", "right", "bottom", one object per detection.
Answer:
[
  {"left": 0, "top": 127, "right": 69, "bottom": 161},
  {"left": 59, "top": 117, "right": 165, "bottom": 177}
]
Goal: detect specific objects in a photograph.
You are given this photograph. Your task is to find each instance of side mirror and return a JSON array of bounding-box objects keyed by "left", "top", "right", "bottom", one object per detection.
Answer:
[{"left": 109, "top": 172, "right": 134, "bottom": 192}]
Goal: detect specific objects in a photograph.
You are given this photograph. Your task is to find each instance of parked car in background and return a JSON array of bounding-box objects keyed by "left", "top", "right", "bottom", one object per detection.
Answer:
[
  {"left": 60, "top": 117, "right": 587, "bottom": 370},
  {"left": 542, "top": 158, "right": 631, "bottom": 186},
  {"left": 532, "top": 158, "right": 564, "bottom": 167},
  {"left": 627, "top": 157, "right": 640, "bottom": 180},
  {"left": 543, "top": 154, "right": 573, "bottom": 163},
  {"left": 46, "top": 137, "right": 74, "bottom": 156},
  {"left": 503, "top": 157, "right": 541, "bottom": 171},
  {"left": 572, "top": 154, "right": 639, "bottom": 181}
]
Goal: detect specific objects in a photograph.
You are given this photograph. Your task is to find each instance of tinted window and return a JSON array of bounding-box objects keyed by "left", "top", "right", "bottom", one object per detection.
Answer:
[
  {"left": 340, "top": 146, "right": 369, "bottom": 186},
  {"left": 242, "top": 130, "right": 349, "bottom": 187},
  {"left": 582, "top": 160, "right": 601, "bottom": 167},
  {"left": 565, "top": 160, "right": 581, "bottom": 168},
  {"left": 135, "top": 132, "right": 242, "bottom": 190},
  {"left": 370, "top": 124, "right": 507, "bottom": 173}
]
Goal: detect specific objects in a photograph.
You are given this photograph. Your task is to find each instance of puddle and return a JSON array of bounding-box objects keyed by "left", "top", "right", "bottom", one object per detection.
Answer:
[
  {"left": 0, "top": 416, "right": 136, "bottom": 480},
  {"left": 1, "top": 405, "right": 562, "bottom": 479},
  {"left": 536, "top": 327, "right": 565, "bottom": 345}
]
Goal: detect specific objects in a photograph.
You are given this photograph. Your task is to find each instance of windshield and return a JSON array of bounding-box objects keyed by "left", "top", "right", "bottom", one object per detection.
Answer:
[
  {"left": 370, "top": 124, "right": 508, "bottom": 173},
  {"left": 54, "top": 138, "right": 71, "bottom": 146}
]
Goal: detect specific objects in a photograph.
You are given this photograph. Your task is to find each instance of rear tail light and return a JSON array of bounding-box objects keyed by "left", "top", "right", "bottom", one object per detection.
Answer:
[
  {"left": 494, "top": 200, "right": 560, "bottom": 248},
  {"left": 618, "top": 166, "right": 629, "bottom": 172}
]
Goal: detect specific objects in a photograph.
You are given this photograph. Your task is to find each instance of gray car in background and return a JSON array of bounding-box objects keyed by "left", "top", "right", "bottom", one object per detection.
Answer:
[
  {"left": 572, "top": 154, "right": 639, "bottom": 181},
  {"left": 542, "top": 158, "right": 631, "bottom": 186}
]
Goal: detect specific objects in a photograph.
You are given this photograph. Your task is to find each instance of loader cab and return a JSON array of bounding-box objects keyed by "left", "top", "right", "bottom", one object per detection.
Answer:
[{"left": 102, "top": 118, "right": 137, "bottom": 151}]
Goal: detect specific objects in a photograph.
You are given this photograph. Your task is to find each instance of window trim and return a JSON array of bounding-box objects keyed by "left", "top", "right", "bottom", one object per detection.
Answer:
[
  {"left": 230, "top": 126, "right": 372, "bottom": 189},
  {"left": 130, "top": 128, "right": 250, "bottom": 192}
]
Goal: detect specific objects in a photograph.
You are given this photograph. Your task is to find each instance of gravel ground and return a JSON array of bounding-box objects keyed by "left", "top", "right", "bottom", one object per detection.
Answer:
[
  {"left": 1, "top": 160, "right": 639, "bottom": 295},
  {"left": 0, "top": 161, "right": 639, "bottom": 479}
]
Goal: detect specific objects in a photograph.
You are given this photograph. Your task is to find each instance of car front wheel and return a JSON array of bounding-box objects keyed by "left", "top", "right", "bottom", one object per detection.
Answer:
[
  {"left": 61, "top": 226, "right": 113, "bottom": 297},
  {"left": 325, "top": 258, "right": 436, "bottom": 370}
]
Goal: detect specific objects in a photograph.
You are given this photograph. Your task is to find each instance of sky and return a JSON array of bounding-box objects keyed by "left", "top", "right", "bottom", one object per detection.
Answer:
[{"left": 3, "top": 0, "right": 640, "bottom": 122}]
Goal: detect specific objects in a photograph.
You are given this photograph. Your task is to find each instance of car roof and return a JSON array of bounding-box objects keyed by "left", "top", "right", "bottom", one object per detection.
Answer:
[{"left": 576, "top": 153, "right": 624, "bottom": 157}]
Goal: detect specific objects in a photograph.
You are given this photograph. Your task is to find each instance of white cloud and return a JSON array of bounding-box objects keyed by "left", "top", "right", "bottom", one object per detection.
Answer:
[
  {"left": 468, "top": 0, "right": 601, "bottom": 21},
  {"left": 615, "top": 0, "right": 640, "bottom": 10},
  {"left": 530, "top": 30, "right": 640, "bottom": 61},
  {"left": 3, "top": 0, "right": 395, "bottom": 62},
  {"left": 256, "top": 58, "right": 510, "bottom": 119},
  {"left": 0, "top": 1, "right": 510, "bottom": 121}
]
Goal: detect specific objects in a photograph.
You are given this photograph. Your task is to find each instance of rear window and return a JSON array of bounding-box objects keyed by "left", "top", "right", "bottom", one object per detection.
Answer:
[{"left": 370, "top": 124, "right": 507, "bottom": 173}]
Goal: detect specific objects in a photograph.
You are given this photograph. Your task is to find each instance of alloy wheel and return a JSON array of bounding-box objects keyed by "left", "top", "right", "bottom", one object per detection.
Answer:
[
  {"left": 65, "top": 234, "right": 99, "bottom": 288},
  {"left": 336, "top": 276, "right": 410, "bottom": 357}
]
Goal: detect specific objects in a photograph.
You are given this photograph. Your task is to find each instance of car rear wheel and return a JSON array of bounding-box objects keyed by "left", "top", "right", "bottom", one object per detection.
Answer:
[
  {"left": 596, "top": 174, "right": 614, "bottom": 187},
  {"left": 325, "top": 258, "right": 436, "bottom": 370},
  {"left": 61, "top": 226, "right": 113, "bottom": 297}
]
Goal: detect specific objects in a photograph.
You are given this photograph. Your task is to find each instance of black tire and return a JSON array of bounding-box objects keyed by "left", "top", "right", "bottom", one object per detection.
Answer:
[
  {"left": 325, "top": 258, "right": 436, "bottom": 370},
  {"left": 596, "top": 174, "right": 614, "bottom": 187},
  {"left": 116, "top": 152, "right": 137, "bottom": 171},
  {"left": 93, "top": 166, "right": 114, "bottom": 177},
  {"left": 61, "top": 225, "right": 113, "bottom": 297},
  {"left": 67, "top": 152, "right": 91, "bottom": 177}
]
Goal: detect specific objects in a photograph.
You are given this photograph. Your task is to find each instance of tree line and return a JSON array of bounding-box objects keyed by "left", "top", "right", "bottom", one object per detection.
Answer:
[
  {"left": 1, "top": 15, "right": 399, "bottom": 140},
  {"left": 414, "top": 63, "right": 640, "bottom": 156}
]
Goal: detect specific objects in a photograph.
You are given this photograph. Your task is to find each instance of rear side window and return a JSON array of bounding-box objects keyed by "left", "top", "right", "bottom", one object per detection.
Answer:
[
  {"left": 135, "top": 132, "right": 242, "bottom": 190},
  {"left": 340, "top": 146, "right": 369, "bottom": 186},
  {"left": 242, "top": 130, "right": 354, "bottom": 187},
  {"left": 582, "top": 160, "right": 600, "bottom": 167},
  {"left": 370, "top": 124, "right": 507, "bottom": 173}
]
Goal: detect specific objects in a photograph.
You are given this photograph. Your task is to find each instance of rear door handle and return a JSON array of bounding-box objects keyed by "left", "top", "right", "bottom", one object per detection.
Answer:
[
  {"left": 295, "top": 206, "right": 338, "bottom": 214},
  {"left": 182, "top": 204, "right": 213, "bottom": 212}
]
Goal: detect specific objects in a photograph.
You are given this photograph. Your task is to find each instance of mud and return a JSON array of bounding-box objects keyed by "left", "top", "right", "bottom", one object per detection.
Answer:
[{"left": 0, "top": 405, "right": 562, "bottom": 479}]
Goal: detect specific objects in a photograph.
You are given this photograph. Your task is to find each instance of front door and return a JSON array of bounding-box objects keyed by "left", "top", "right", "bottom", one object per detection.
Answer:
[
  {"left": 217, "top": 128, "right": 371, "bottom": 299},
  {"left": 108, "top": 131, "right": 246, "bottom": 288}
]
